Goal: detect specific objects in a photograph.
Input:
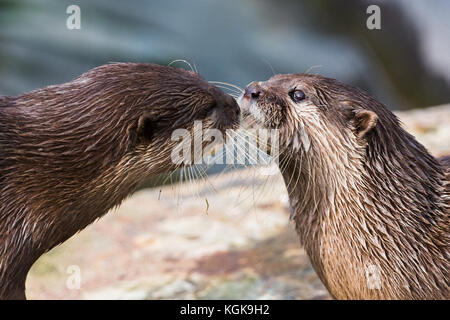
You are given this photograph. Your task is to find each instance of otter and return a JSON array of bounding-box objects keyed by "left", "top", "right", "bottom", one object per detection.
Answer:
[
  {"left": 238, "top": 74, "right": 449, "bottom": 299},
  {"left": 0, "top": 63, "right": 240, "bottom": 299}
]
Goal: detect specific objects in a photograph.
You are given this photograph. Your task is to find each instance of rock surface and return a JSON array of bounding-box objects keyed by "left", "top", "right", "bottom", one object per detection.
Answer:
[{"left": 25, "top": 105, "right": 450, "bottom": 299}]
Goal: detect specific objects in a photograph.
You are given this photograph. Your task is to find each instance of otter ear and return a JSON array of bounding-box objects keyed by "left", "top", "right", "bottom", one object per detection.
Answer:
[
  {"left": 136, "top": 113, "right": 154, "bottom": 142},
  {"left": 352, "top": 109, "right": 378, "bottom": 139}
]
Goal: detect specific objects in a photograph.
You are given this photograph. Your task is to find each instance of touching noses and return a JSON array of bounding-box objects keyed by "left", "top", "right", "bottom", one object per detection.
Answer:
[{"left": 244, "top": 82, "right": 262, "bottom": 100}]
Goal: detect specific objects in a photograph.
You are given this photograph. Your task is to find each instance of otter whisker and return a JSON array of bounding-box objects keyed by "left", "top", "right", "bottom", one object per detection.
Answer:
[
  {"left": 193, "top": 61, "right": 199, "bottom": 74},
  {"left": 209, "top": 82, "right": 243, "bottom": 93},
  {"left": 211, "top": 85, "right": 242, "bottom": 98},
  {"left": 223, "top": 132, "right": 278, "bottom": 210},
  {"left": 285, "top": 154, "right": 299, "bottom": 193},
  {"left": 261, "top": 57, "right": 276, "bottom": 76},
  {"left": 229, "top": 130, "right": 260, "bottom": 165},
  {"left": 304, "top": 65, "right": 323, "bottom": 75},
  {"left": 208, "top": 81, "right": 244, "bottom": 94},
  {"left": 227, "top": 131, "right": 262, "bottom": 167},
  {"left": 288, "top": 156, "right": 303, "bottom": 199},
  {"left": 168, "top": 59, "right": 196, "bottom": 72},
  {"left": 195, "top": 163, "right": 218, "bottom": 194},
  {"left": 188, "top": 165, "right": 202, "bottom": 199},
  {"left": 212, "top": 85, "right": 242, "bottom": 98}
]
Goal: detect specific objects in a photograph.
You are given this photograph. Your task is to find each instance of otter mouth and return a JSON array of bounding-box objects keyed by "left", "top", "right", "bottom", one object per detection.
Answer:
[{"left": 237, "top": 94, "right": 267, "bottom": 129}]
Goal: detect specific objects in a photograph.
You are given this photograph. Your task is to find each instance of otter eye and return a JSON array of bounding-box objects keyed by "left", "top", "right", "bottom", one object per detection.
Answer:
[{"left": 289, "top": 90, "right": 306, "bottom": 103}]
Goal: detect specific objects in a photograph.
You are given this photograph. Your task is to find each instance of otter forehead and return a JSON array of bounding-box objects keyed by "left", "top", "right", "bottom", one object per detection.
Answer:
[
  {"left": 79, "top": 62, "right": 209, "bottom": 90},
  {"left": 254, "top": 73, "right": 370, "bottom": 110},
  {"left": 266, "top": 73, "right": 325, "bottom": 87}
]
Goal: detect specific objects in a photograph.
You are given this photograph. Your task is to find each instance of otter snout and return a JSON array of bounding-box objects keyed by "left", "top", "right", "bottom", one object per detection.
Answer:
[
  {"left": 207, "top": 86, "right": 240, "bottom": 130},
  {"left": 243, "top": 82, "right": 262, "bottom": 100},
  {"left": 238, "top": 82, "right": 266, "bottom": 125},
  {"left": 215, "top": 91, "right": 241, "bottom": 119}
]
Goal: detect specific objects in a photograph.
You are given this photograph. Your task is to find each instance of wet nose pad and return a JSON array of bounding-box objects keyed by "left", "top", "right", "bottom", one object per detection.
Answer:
[{"left": 244, "top": 82, "right": 262, "bottom": 100}]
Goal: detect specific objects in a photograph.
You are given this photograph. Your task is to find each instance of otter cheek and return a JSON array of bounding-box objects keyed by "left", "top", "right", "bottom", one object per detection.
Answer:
[
  {"left": 237, "top": 95, "right": 250, "bottom": 114},
  {"left": 237, "top": 96, "right": 264, "bottom": 123},
  {"left": 248, "top": 103, "right": 265, "bottom": 124}
]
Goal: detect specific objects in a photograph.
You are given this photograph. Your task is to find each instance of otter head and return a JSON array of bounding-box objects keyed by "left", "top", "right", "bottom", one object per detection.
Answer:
[
  {"left": 32, "top": 63, "right": 241, "bottom": 189},
  {"left": 238, "top": 73, "right": 379, "bottom": 158},
  {"left": 111, "top": 63, "right": 241, "bottom": 176}
]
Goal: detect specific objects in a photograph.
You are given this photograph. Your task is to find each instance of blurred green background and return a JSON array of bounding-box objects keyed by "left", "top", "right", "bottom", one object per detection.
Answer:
[{"left": 1, "top": 0, "right": 449, "bottom": 110}]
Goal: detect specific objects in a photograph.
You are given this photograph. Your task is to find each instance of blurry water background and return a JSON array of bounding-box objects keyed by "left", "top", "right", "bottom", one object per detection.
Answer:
[{"left": 1, "top": 0, "right": 449, "bottom": 110}]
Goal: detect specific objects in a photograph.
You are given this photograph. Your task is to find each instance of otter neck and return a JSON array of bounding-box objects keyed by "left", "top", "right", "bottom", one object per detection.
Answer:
[
  {"left": 0, "top": 149, "right": 158, "bottom": 299},
  {"left": 281, "top": 131, "right": 449, "bottom": 299}
]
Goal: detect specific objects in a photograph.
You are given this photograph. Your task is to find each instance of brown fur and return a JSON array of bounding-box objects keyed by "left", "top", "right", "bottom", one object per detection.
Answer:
[
  {"left": 0, "top": 63, "right": 239, "bottom": 299},
  {"left": 239, "top": 74, "right": 449, "bottom": 299}
]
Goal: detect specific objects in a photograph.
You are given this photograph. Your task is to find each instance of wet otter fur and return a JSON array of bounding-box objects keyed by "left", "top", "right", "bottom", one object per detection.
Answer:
[
  {"left": 0, "top": 63, "right": 240, "bottom": 299},
  {"left": 239, "top": 74, "right": 449, "bottom": 299}
]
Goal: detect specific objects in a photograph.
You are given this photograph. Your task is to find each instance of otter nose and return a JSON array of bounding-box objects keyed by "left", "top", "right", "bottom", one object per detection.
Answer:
[
  {"left": 224, "top": 93, "right": 241, "bottom": 118},
  {"left": 244, "top": 82, "right": 262, "bottom": 100}
]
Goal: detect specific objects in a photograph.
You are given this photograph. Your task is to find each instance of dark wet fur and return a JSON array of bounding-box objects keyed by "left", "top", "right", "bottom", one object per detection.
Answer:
[
  {"left": 243, "top": 73, "right": 449, "bottom": 299},
  {"left": 0, "top": 63, "right": 239, "bottom": 299}
]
